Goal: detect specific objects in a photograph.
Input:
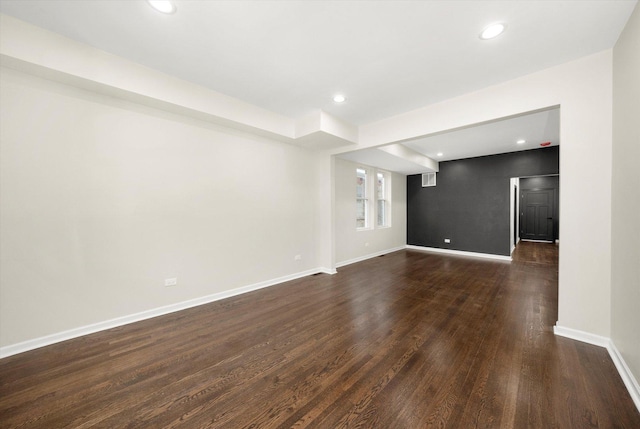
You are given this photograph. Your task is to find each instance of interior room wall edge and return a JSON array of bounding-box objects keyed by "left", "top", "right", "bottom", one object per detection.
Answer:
[
  {"left": 611, "top": 0, "right": 640, "bottom": 398},
  {"left": 554, "top": 325, "right": 640, "bottom": 412},
  {"left": 0, "top": 265, "right": 334, "bottom": 359}
]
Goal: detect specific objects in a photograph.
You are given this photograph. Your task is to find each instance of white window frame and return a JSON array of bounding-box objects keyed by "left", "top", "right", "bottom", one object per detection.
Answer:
[
  {"left": 356, "top": 167, "right": 370, "bottom": 230},
  {"left": 376, "top": 170, "right": 391, "bottom": 228},
  {"left": 356, "top": 167, "right": 392, "bottom": 231}
]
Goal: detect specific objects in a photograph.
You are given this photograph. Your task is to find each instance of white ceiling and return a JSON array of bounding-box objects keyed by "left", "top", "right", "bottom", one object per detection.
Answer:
[
  {"left": 340, "top": 107, "right": 560, "bottom": 174},
  {"left": 0, "top": 0, "right": 635, "bottom": 170},
  {"left": 405, "top": 107, "right": 560, "bottom": 162}
]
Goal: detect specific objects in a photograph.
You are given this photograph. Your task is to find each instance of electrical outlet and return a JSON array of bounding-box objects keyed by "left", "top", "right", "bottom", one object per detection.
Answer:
[
  {"left": 294, "top": 255, "right": 302, "bottom": 261},
  {"left": 444, "top": 238, "right": 451, "bottom": 243},
  {"left": 165, "top": 278, "right": 177, "bottom": 287}
]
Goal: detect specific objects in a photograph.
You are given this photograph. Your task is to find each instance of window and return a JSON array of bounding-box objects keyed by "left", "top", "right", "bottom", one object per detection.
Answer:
[
  {"left": 356, "top": 168, "right": 368, "bottom": 228},
  {"left": 356, "top": 167, "right": 392, "bottom": 230},
  {"left": 377, "top": 171, "right": 391, "bottom": 227}
]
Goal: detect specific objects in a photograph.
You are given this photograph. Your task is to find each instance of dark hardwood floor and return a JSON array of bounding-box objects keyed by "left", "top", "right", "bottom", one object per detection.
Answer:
[{"left": 1, "top": 242, "right": 638, "bottom": 428}]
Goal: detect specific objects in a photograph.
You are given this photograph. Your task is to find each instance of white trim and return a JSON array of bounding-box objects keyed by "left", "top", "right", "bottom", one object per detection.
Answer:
[
  {"left": 405, "top": 245, "right": 512, "bottom": 261},
  {"left": 553, "top": 324, "right": 610, "bottom": 347},
  {"left": 554, "top": 324, "right": 640, "bottom": 412},
  {"left": 0, "top": 267, "right": 330, "bottom": 359},
  {"left": 335, "top": 246, "right": 406, "bottom": 268},
  {"left": 520, "top": 239, "right": 555, "bottom": 243},
  {"left": 608, "top": 341, "right": 640, "bottom": 412}
]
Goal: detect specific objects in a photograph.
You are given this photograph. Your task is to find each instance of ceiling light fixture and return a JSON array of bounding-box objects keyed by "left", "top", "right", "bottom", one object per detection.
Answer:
[
  {"left": 480, "top": 23, "right": 506, "bottom": 40},
  {"left": 333, "top": 94, "right": 346, "bottom": 103},
  {"left": 516, "top": 139, "right": 526, "bottom": 144},
  {"left": 147, "top": 0, "right": 176, "bottom": 14},
  {"left": 437, "top": 152, "right": 443, "bottom": 157}
]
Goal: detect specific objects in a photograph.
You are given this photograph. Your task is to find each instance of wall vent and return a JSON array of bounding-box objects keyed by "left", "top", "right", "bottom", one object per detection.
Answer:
[{"left": 422, "top": 172, "right": 436, "bottom": 187}]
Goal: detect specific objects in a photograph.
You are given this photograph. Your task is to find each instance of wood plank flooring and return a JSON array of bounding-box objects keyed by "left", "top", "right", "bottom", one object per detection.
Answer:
[{"left": 1, "top": 242, "right": 638, "bottom": 428}]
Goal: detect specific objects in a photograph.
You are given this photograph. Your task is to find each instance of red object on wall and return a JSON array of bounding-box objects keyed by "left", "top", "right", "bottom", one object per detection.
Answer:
[{"left": 540, "top": 141, "right": 551, "bottom": 147}]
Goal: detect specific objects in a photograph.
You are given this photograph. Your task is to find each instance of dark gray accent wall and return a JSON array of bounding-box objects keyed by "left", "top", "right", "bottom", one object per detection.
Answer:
[{"left": 407, "top": 147, "right": 559, "bottom": 256}]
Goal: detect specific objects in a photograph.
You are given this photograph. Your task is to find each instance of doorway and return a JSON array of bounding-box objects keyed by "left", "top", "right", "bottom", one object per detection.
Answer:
[{"left": 517, "top": 175, "right": 559, "bottom": 244}]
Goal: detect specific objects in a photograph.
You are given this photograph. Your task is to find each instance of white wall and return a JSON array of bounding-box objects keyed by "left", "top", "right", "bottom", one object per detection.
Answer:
[
  {"left": 0, "top": 67, "right": 321, "bottom": 348},
  {"left": 612, "top": 3, "right": 640, "bottom": 389},
  {"left": 334, "top": 158, "right": 406, "bottom": 265}
]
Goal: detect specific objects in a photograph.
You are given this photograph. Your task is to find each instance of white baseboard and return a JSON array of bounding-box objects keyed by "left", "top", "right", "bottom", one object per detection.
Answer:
[
  {"left": 608, "top": 341, "right": 640, "bottom": 412},
  {"left": 0, "top": 266, "right": 330, "bottom": 359},
  {"left": 554, "top": 324, "right": 640, "bottom": 412},
  {"left": 553, "top": 324, "right": 610, "bottom": 347},
  {"left": 335, "top": 246, "right": 406, "bottom": 268},
  {"left": 406, "top": 245, "right": 512, "bottom": 262}
]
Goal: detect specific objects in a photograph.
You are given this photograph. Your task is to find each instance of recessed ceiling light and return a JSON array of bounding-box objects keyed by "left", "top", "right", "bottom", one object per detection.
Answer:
[
  {"left": 437, "top": 152, "right": 443, "bottom": 157},
  {"left": 147, "top": 0, "right": 176, "bottom": 14},
  {"left": 333, "top": 94, "right": 346, "bottom": 103},
  {"left": 516, "top": 139, "right": 526, "bottom": 144},
  {"left": 480, "top": 23, "right": 506, "bottom": 40}
]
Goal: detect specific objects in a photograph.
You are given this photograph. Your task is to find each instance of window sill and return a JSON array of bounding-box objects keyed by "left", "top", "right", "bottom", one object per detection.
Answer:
[{"left": 357, "top": 225, "right": 392, "bottom": 231}]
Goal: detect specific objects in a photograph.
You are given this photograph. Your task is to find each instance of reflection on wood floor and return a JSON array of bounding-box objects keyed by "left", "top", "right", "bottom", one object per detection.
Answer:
[
  {"left": 512, "top": 240, "right": 559, "bottom": 265},
  {"left": 1, "top": 242, "right": 638, "bottom": 428}
]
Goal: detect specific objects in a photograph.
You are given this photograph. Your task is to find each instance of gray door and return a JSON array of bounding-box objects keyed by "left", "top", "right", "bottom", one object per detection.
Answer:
[{"left": 521, "top": 189, "right": 554, "bottom": 241}]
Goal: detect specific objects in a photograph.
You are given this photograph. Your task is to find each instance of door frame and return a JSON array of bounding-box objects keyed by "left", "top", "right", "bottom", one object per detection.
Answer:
[
  {"left": 510, "top": 177, "right": 520, "bottom": 254},
  {"left": 510, "top": 174, "right": 559, "bottom": 252}
]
